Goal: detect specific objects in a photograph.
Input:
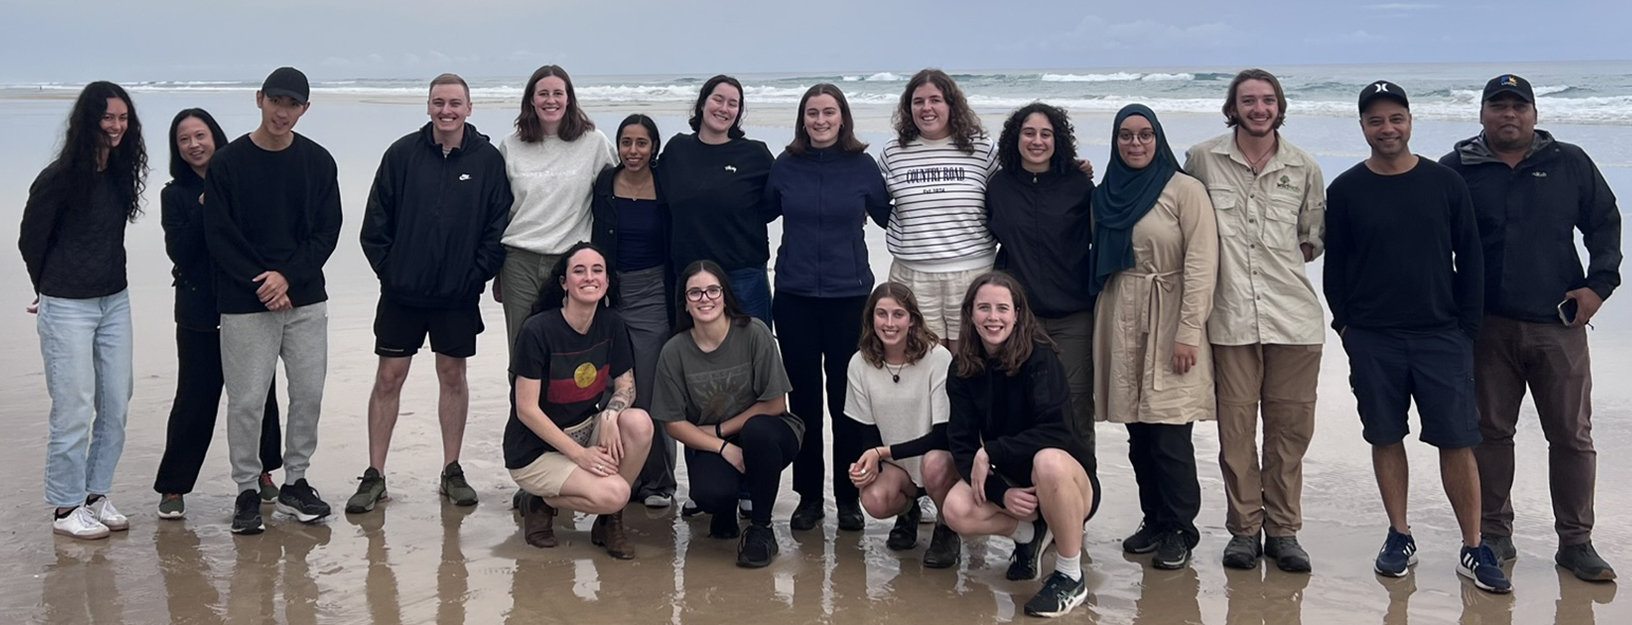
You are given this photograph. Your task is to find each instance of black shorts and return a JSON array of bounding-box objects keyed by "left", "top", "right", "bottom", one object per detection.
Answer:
[
  {"left": 996, "top": 461, "right": 1103, "bottom": 521},
  {"left": 373, "top": 297, "right": 483, "bottom": 358},
  {"left": 1341, "top": 326, "right": 1481, "bottom": 449}
]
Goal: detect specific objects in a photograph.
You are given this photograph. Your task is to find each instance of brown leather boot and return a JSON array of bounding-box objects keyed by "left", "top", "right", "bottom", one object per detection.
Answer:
[
  {"left": 522, "top": 495, "right": 557, "bottom": 548},
  {"left": 592, "top": 511, "right": 634, "bottom": 559}
]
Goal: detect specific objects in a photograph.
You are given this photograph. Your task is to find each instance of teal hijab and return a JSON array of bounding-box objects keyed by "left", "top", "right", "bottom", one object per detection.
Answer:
[{"left": 1089, "top": 104, "right": 1180, "bottom": 295}]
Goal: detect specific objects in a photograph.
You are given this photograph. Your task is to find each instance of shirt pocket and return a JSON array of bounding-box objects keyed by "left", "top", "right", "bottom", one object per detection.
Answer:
[
  {"left": 1206, "top": 185, "right": 1241, "bottom": 237},
  {"left": 1265, "top": 191, "right": 1304, "bottom": 253}
]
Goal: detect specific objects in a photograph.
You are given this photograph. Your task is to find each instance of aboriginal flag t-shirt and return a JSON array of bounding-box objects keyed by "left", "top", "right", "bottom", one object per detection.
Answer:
[{"left": 504, "top": 306, "right": 634, "bottom": 469}]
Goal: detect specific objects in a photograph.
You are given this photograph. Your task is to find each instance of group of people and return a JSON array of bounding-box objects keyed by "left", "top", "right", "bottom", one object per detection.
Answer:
[{"left": 18, "top": 62, "right": 1619, "bottom": 619}]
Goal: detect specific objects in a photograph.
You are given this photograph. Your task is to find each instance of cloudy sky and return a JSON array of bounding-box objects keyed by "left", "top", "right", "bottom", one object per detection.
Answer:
[{"left": 3, "top": 0, "right": 1623, "bottom": 83}]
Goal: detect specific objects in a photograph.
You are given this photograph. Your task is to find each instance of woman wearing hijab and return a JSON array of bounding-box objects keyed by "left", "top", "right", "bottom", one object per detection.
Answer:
[{"left": 1091, "top": 104, "right": 1219, "bottom": 571}]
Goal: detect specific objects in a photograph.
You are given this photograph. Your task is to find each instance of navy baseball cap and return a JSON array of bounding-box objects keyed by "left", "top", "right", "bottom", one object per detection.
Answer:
[
  {"left": 1483, "top": 74, "right": 1535, "bottom": 103},
  {"left": 261, "top": 67, "right": 310, "bottom": 104}
]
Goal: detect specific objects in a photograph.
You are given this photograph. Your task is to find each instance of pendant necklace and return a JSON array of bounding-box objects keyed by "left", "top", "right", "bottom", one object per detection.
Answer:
[{"left": 884, "top": 361, "right": 906, "bottom": 384}]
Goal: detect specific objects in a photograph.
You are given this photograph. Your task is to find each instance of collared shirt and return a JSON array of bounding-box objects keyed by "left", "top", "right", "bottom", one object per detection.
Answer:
[{"left": 1184, "top": 132, "right": 1326, "bottom": 346}]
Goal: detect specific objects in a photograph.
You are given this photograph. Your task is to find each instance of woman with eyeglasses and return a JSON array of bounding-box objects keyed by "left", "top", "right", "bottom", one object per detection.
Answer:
[
  {"left": 652, "top": 260, "right": 802, "bottom": 568},
  {"left": 1091, "top": 104, "right": 1219, "bottom": 571}
]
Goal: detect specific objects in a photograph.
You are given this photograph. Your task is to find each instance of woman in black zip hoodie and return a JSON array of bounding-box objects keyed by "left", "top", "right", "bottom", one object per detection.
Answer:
[
  {"left": 590, "top": 114, "right": 677, "bottom": 507},
  {"left": 986, "top": 103, "right": 1097, "bottom": 451},
  {"left": 763, "top": 84, "right": 891, "bottom": 531},
  {"left": 941, "top": 271, "right": 1100, "bottom": 619}
]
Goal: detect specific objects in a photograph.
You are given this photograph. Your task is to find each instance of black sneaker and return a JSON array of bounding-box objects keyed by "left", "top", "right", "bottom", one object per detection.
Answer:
[
  {"left": 789, "top": 497, "right": 824, "bottom": 531},
  {"left": 837, "top": 500, "right": 865, "bottom": 532},
  {"left": 1006, "top": 518, "right": 1054, "bottom": 581},
  {"left": 887, "top": 500, "right": 921, "bottom": 550},
  {"left": 1482, "top": 533, "right": 1517, "bottom": 564},
  {"left": 1123, "top": 522, "right": 1161, "bottom": 554},
  {"left": 1265, "top": 535, "right": 1313, "bottom": 573},
  {"left": 1556, "top": 542, "right": 1617, "bottom": 582},
  {"left": 1153, "top": 531, "right": 1192, "bottom": 570},
  {"left": 923, "top": 522, "right": 961, "bottom": 569},
  {"left": 276, "top": 479, "right": 332, "bottom": 524},
  {"left": 709, "top": 512, "right": 741, "bottom": 539},
  {"left": 1023, "top": 571, "right": 1089, "bottom": 618},
  {"left": 1222, "top": 533, "right": 1262, "bottom": 569},
  {"left": 681, "top": 500, "right": 704, "bottom": 517},
  {"left": 737, "top": 523, "right": 778, "bottom": 568},
  {"left": 230, "top": 489, "right": 264, "bottom": 535}
]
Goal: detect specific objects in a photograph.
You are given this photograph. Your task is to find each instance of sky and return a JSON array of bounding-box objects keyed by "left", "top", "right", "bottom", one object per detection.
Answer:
[{"left": 2, "top": 0, "right": 1625, "bottom": 83}]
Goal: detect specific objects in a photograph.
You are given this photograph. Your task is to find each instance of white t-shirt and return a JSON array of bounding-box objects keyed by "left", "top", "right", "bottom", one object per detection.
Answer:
[
  {"left": 498, "top": 128, "right": 618, "bottom": 254},
  {"left": 843, "top": 344, "right": 953, "bottom": 485}
]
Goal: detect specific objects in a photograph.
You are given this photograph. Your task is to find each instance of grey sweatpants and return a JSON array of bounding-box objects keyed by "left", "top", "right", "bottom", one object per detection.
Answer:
[{"left": 221, "top": 302, "right": 328, "bottom": 492}]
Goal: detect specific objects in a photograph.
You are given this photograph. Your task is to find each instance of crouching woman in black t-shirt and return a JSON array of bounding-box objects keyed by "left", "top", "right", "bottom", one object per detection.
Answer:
[
  {"left": 652, "top": 260, "right": 803, "bottom": 569},
  {"left": 505, "top": 242, "right": 653, "bottom": 559},
  {"left": 941, "top": 272, "right": 1102, "bottom": 619}
]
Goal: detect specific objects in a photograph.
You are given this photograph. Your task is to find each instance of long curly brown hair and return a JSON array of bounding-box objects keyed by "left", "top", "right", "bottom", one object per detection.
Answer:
[
  {"left": 892, "top": 69, "right": 984, "bottom": 155},
  {"left": 857, "top": 282, "right": 940, "bottom": 368},
  {"left": 952, "top": 272, "right": 1055, "bottom": 378}
]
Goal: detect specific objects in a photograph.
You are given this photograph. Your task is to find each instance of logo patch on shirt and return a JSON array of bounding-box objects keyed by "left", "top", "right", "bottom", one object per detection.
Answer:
[
  {"left": 724, "top": 165, "right": 737, "bottom": 173},
  {"left": 1532, "top": 171, "right": 1548, "bottom": 178},
  {"left": 1275, "top": 174, "right": 1301, "bottom": 194},
  {"left": 458, "top": 173, "right": 472, "bottom": 181}
]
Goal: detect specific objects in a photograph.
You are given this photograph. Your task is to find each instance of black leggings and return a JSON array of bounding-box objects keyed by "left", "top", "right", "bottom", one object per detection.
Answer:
[
  {"left": 687, "top": 415, "right": 799, "bottom": 527},
  {"left": 773, "top": 292, "right": 866, "bottom": 504},
  {"left": 1126, "top": 422, "right": 1201, "bottom": 547},
  {"left": 154, "top": 326, "right": 282, "bottom": 494}
]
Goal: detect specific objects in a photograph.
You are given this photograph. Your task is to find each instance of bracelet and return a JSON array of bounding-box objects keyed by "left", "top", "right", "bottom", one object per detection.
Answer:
[{"left": 719, "top": 440, "right": 729, "bottom": 455}]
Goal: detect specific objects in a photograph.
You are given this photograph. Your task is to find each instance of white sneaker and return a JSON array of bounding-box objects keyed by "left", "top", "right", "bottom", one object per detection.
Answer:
[
  {"left": 53, "top": 506, "right": 111, "bottom": 540},
  {"left": 919, "top": 496, "right": 938, "bottom": 524},
  {"left": 87, "top": 497, "right": 130, "bottom": 531},
  {"left": 643, "top": 494, "right": 673, "bottom": 508}
]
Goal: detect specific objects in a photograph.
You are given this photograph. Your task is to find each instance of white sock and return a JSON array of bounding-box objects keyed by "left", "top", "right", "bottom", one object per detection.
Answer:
[
  {"left": 1055, "top": 552, "right": 1082, "bottom": 581},
  {"left": 1010, "top": 522, "right": 1035, "bottom": 544}
]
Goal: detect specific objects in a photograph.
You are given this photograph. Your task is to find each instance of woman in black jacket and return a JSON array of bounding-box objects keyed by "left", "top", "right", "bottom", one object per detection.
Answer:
[
  {"left": 941, "top": 272, "right": 1100, "bottom": 619},
  {"left": 590, "top": 114, "right": 676, "bottom": 507},
  {"left": 152, "top": 108, "right": 285, "bottom": 520}
]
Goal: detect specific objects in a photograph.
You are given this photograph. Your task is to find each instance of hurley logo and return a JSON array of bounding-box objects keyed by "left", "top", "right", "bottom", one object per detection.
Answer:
[
  {"left": 724, "top": 165, "right": 738, "bottom": 173},
  {"left": 459, "top": 174, "right": 471, "bottom": 181},
  {"left": 1372, "top": 82, "right": 1391, "bottom": 93}
]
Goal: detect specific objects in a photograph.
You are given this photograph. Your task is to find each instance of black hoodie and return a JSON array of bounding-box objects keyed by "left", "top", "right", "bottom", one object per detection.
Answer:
[
  {"left": 947, "top": 340, "right": 1096, "bottom": 504},
  {"left": 1440, "top": 130, "right": 1622, "bottom": 324},
  {"left": 361, "top": 123, "right": 512, "bottom": 309}
]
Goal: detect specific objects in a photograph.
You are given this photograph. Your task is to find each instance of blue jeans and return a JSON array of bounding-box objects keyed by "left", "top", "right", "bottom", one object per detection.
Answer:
[
  {"left": 37, "top": 290, "right": 133, "bottom": 507},
  {"left": 726, "top": 267, "right": 773, "bottom": 331}
]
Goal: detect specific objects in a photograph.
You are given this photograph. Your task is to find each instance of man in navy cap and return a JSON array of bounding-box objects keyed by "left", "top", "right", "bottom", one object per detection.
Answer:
[
  {"left": 204, "top": 66, "right": 342, "bottom": 535},
  {"left": 1440, "top": 74, "right": 1621, "bottom": 582},
  {"left": 1324, "top": 81, "right": 1510, "bottom": 593}
]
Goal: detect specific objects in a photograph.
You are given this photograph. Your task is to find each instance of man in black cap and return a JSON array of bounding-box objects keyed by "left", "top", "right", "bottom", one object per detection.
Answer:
[
  {"left": 204, "top": 66, "right": 342, "bottom": 535},
  {"left": 1440, "top": 74, "right": 1622, "bottom": 582},
  {"left": 1324, "top": 81, "right": 1511, "bottom": 593}
]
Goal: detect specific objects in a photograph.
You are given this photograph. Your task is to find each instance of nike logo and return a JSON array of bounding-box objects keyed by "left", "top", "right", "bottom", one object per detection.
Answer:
[{"left": 459, "top": 173, "right": 472, "bottom": 181}]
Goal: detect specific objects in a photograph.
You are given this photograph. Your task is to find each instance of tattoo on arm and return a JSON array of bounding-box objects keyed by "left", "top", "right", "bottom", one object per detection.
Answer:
[{"left": 605, "top": 371, "right": 635, "bottom": 414}]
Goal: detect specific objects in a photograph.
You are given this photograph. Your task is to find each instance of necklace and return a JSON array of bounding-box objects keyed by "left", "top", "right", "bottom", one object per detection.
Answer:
[
  {"left": 883, "top": 361, "right": 906, "bottom": 383},
  {"left": 1241, "top": 137, "right": 1277, "bottom": 176}
]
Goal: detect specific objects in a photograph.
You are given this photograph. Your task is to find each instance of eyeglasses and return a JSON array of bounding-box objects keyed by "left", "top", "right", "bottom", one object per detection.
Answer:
[
  {"left": 1117, "top": 131, "right": 1157, "bottom": 145},
  {"left": 686, "top": 286, "right": 724, "bottom": 302}
]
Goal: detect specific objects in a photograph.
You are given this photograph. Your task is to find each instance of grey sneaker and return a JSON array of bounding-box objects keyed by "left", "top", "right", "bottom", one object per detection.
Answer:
[
  {"left": 440, "top": 462, "right": 478, "bottom": 506},
  {"left": 1556, "top": 542, "right": 1617, "bottom": 582},
  {"left": 1222, "top": 533, "right": 1262, "bottom": 569},
  {"left": 1482, "top": 533, "right": 1517, "bottom": 564},
  {"left": 345, "top": 468, "right": 388, "bottom": 514},
  {"left": 157, "top": 494, "right": 186, "bottom": 520},
  {"left": 1265, "top": 535, "right": 1312, "bottom": 573}
]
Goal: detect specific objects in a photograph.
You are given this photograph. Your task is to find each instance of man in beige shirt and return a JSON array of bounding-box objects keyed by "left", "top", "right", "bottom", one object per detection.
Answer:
[{"left": 1183, "top": 69, "right": 1325, "bottom": 573}]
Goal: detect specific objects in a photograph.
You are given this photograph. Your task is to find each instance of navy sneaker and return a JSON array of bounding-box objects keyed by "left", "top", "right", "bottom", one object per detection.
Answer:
[
  {"left": 1023, "top": 571, "right": 1089, "bottom": 618},
  {"left": 1459, "top": 544, "right": 1513, "bottom": 593},
  {"left": 1374, "top": 528, "right": 1418, "bottom": 577}
]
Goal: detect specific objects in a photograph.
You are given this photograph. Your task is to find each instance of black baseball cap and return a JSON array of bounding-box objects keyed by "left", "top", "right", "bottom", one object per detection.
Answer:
[
  {"left": 1358, "top": 80, "right": 1409, "bottom": 114},
  {"left": 1483, "top": 74, "right": 1534, "bottom": 103},
  {"left": 261, "top": 67, "right": 310, "bottom": 104}
]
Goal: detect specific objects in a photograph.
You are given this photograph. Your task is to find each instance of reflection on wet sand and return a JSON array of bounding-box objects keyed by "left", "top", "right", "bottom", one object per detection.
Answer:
[
  {"left": 1133, "top": 557, "right": 1202, "bottom": 625},
  {"left": 44, "top": 544, "right": 124, "bottom": 624},
  {"left": 1557, "top": 566, "right": 1618, "bottom": 625},
  {"left": 156, "top": 526, "right": 225, "bottom": 624},
  {"left": 1379, "top": 574, "right": 1416, "bottom": 625},
  {"left": 1224, "top": 565, "right": 1308, "bottom": 625}
]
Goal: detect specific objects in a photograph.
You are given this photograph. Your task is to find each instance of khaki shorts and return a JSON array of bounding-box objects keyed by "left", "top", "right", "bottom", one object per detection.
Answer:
[
  {"left": 887, "top": 263, "right": 992, "bottom": 341},
  {"left": 509, "top": 418, "right": 598, "bottom": 498}
]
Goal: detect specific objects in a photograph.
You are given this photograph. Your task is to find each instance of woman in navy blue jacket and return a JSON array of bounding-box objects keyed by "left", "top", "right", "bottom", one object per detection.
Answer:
[{"left": 763, "top": 83, "right": 891, "bottom": 531}]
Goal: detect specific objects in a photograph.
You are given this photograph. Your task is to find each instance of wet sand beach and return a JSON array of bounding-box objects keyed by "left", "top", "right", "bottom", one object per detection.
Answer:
[{"left": 2, "top": 89, "right": 1629, "bottom": 624}]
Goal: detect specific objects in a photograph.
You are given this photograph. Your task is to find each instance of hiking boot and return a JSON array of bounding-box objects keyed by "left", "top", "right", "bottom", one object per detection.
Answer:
[
  {"left": 157, "top": 494, "right": 186, "bottom": 520},
  {"left": 709, "top": 512, "right": 741, "bottom": 539},
  {"left": 737, "top": 523, "right": 778, "bottom": 568},
  {"left": 837, "top": 500, "right": 865, "bottom": 532},
  {"left": 1459, "top": 544, "right": 1513, "bottom": 593},
  {"left": 276, "top": 479, "right": 332, "bottom": 524},
  {"left": 521, "top": 494, "right": 557, "bottom": 548},
  {"left": 1265, "top": 535, "right": 1313, "bottom": 573},
  {"left": 923, "top": 522, "right": 962, "bottom": 569},
  {"left": 230, "top": 490, "right": 264, "bottom": 535},
  {"left": 887, "top": 499, "right": 922, "bottom": 550},
  {"left": 440, "top": 462, "right": 478, "bottom": 506},
  {"left": 1222, "top": 533, "right": 1262, "bottom": 570},
  {"left": 592, "top": 511, "right": 635, "bottom": 560},
  {"left": 1483, "top": 533, "right": 1517, "bottom": 564},
  {"left": 345, "top": 468, "right": 388, "bottom": 514},
  {"left": 1023, "top": 571, "right": 1089, "bottom": 618},
  {"left": 86, "top": 496, "right": 129, "bottom": 531},
  {"left": 258, "top": 472, "right": 280, "bottom": 503},
  {"left": 1556, "top": 542, "right": 1617, "bottom": 582},
  {"left": 790, "top": 497, "right": 823, "bottom": 531},
  {"left": 1153, "top": 531, "right": 1192, "bottom": 570},
  {"left": 1007, "top": 518, "right": 1053, "bottom": 581},
  {"left": 1374, "top": 528, "right": 1417, "bottom": 577},
  {"left": 53, "top": 506, "right": 110, "bottom": 540},
  {"left": 1123, "top": 522, "right": 1161, "bottom": 554}
]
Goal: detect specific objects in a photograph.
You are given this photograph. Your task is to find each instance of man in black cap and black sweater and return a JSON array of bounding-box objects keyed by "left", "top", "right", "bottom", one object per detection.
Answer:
[
  {"left": 204, "top": 66, "right": 342, "bottom": 535},
  {"left": 1324, "top": 81, "right": 1511, "bottom": 593},
  {"left": 1440, "top": 74, "right": 1622, "bottom": 582}
]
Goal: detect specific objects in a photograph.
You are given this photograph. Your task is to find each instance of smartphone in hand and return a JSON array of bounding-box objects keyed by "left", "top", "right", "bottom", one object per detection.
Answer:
[{"left": 1558, "top": 298, "right": 1579, "bottom": 325}]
